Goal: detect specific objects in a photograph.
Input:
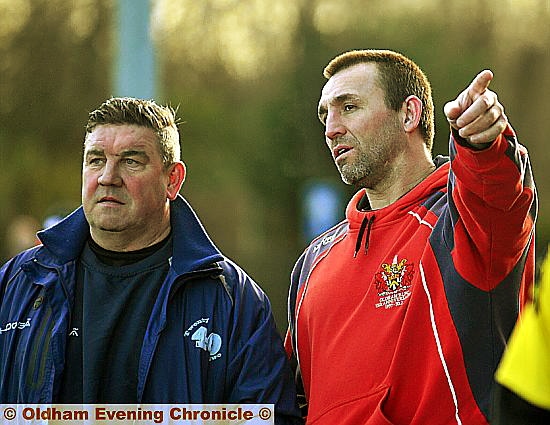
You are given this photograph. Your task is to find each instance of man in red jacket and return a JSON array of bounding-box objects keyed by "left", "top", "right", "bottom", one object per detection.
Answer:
[{"left": 286, "top": 49, "right": 536, "bottom": 424}]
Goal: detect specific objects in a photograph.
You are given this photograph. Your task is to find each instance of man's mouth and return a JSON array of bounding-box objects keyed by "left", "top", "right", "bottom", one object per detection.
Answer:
[
  {"left": 333, "top": 145, "right": 352, "bottom": 159},
  {"left": 99, "top": 196, "right": 124, "bottom": 205}
]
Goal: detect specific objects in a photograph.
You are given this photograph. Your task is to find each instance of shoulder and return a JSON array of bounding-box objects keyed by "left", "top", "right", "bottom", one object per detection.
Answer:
[
  {"left": 293, "top": 220, "right": 348, "bottom": 277},
  {"left": 1, "top": 245, "right": 42, "bottom": 278},
  {"left": 216, "top": 257, "right": 270, "bottom": 308},
  {"left": 0, "top": 246, "right": 45, "bottom": 303}
]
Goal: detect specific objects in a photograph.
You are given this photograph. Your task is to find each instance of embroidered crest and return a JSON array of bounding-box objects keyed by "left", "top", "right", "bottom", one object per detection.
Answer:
[{"left": 374, "top": 255, "right": 414, "bottom": 309}]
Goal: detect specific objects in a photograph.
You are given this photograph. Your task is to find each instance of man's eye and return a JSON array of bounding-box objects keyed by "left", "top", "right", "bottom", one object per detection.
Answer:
[
  {"left": 125, "top": 158, "right": 139, "bottom": 165},
  {"left": 88, "top": 158, "right": 103, "bottom": 166},
  {"left": 344, "top": 104, "right": 356, "bottom": 111}
]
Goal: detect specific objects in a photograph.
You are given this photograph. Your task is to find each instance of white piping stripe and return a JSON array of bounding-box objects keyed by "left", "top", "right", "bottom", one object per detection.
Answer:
[
  {"left": 419, "top": 261, "right": 462, "bottom": 425},
  {"left": 408, "top": 210, "right": 434, "bottom": 230}
]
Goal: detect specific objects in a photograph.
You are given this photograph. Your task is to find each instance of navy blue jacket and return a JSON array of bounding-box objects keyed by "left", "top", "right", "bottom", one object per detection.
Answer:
[{"left": 0, "top": 195, "right": 301, "bottom": 423}]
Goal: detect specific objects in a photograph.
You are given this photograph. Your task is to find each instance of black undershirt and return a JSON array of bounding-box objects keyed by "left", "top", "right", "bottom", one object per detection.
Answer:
[{"left": 56, "top": 236, "right": 171, "bottom": 403}]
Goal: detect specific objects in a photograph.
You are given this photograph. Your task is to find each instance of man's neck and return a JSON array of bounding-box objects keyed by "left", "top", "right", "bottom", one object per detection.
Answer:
[
  {"left": 365, "top": 160, "right": 436, "bottom": 210},
  {"left": 88, "top": 234, "right": 171, "bottom": 266},
  {"left": 90, "top": 226, "right": 172, "bottom": 252}
]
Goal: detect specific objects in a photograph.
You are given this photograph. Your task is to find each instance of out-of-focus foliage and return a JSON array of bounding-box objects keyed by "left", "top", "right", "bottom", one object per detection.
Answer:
[
  {"left": 1, "top": 0, "right": 549, "bottom": 330},
  {"left": 0, "top": 0, "right": 113, "bottom": 253}
]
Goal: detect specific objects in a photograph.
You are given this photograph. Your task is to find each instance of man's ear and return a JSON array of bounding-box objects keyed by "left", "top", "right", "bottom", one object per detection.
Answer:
[
  {"left": 402, "top": 95, "right": 423, "bottom": 133},
  {"left": 166, "top": 162, "right": 186, "bottom": 200}
]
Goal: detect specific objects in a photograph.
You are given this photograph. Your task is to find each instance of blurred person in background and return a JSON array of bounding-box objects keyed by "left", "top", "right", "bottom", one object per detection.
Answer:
[
  {"left": 286, "top": 49, "right": 536, "bottom": 424},
  {"left": 4, "top": 215, "right": 40, "bottom": 259},
  {"left": 0, "top": 97, "right": 301, "bottom": 423},
  {"left": 493, "top": 245, "right": 550, "bottom": 424},
  {"left": 42, "top": 203, "right": 76, "bottom": 230}
]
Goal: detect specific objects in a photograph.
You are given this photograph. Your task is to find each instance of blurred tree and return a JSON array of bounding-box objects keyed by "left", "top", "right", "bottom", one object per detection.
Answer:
[
  {"left": 1, "top": 0, "right": 549, "bottom": 330},
  {"left": 0, "top": 0, "right": 113, "bottom": 262}
]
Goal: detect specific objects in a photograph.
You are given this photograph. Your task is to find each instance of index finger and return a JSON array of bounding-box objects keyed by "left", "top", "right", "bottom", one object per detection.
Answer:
[{"left": 468, "top": 69, "right": 494, "bottom": 99}]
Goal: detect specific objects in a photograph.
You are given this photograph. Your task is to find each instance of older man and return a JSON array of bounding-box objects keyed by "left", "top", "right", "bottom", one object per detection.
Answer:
[{"left": 0, "top": 97, "right": 301, "bottom": 424}]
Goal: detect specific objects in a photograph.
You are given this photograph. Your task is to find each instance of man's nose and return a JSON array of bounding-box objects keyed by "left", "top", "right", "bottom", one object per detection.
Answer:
[
  {"left": 325, "top": 111, "right": 346, "bottom": 140},
  {"left": 97, "top": 162, "right": 122, "bottom": 186}
]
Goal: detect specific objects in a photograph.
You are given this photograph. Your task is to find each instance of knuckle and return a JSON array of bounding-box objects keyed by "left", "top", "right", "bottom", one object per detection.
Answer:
[
  {"left": 481, "top": 96, "right": 492, "bottom": 109},
  {"left": 490, "top": 106, "right": 500, "bottom": 122}
]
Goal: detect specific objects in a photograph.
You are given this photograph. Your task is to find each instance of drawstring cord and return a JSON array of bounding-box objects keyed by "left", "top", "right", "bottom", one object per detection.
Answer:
[
  {"left": 354, "top": 215, "right": 375, "bottom": 257},
  {"left": 354, "top": 217, "right": 368, "bottom": 258}
]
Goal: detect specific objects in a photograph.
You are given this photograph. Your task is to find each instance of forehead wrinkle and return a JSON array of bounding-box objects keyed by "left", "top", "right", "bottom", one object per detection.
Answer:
[{"left": 320, "top": 92, "right": 362, "bottom": 106}]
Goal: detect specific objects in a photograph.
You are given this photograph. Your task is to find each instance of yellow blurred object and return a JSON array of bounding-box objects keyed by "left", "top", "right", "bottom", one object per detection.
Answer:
[{"left": 496, "top": 245, "right": 550, "bottom": 410}]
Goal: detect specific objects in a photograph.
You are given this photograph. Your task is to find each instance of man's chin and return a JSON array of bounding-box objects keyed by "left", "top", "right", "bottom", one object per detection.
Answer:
[
  {"left": 91, "top": 221, "right": 126, "bottom": 233},
  {"left": 339, "top": 171, "right": 359, "bottom": 186}
]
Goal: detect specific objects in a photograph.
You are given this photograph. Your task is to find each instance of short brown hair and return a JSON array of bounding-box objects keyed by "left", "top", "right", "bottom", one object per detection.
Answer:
[
  {"left": 324, "top": 49, "right": 434, "bottom": 150},
  {"left": 86, "top": 97, "right": 181, "bottom": 166}
]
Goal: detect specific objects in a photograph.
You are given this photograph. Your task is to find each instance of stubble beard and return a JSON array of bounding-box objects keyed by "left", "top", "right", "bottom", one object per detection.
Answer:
[
  {"left": 338, "top": 158, "right": 373, "bottom": 187},
  {"left": 337, "top": 118, "right": 404, "bottom": 189}
]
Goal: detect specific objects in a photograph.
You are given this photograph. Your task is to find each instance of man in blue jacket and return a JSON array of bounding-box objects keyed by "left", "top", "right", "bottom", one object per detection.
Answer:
[{"left": 0, "top": 97, "right": 301, "bottom": 423}]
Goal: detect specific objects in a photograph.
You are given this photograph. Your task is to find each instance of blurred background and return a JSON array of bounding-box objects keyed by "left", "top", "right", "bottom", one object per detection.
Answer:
[{"left": 1, "top": 0, "right": 548, "bottom": 332}]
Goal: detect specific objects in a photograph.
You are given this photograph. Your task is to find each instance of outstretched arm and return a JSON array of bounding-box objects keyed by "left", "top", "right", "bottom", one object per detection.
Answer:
[{"left": 443, "top": 70, "right": 536, "bottom": 291}]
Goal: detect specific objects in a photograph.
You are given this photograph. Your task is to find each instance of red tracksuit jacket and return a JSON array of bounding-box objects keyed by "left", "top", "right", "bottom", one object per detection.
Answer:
[{"left": 286, "top": 127, "right": 536, "bottom": 424}]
